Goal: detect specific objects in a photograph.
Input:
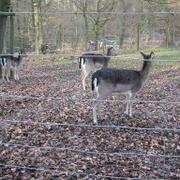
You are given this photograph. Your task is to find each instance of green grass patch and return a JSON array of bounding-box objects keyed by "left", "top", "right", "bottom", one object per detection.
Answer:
[
  {"left": 27, "top": 56, "right": 77, "bottom": 66},
  {"left": 26, "top": 48, "right": 180, "bottom": 70},
  {"left": 112, "top": 48, "right": 180, "bottom": 70}
]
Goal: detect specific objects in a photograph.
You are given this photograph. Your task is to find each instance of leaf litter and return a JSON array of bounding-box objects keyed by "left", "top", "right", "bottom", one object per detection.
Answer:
[{"left": 0, "top": 61, "right": 179, "bottom": 179}]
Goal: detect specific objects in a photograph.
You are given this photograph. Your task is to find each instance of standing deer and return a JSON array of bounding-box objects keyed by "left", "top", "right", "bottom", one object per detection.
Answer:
[
  {"left": 91, "top": 51, "right": 154, "bottom": 124},
  {"left": 79, "top": 47, "right": 115, "bottom": 90},
  {"left": 0, "top": 50, "right": 26, "bottom": 82}
]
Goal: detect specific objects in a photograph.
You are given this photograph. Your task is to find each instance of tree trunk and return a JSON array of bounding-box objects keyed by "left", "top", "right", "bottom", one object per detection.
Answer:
[
  {"left": 165, "top": 16, "right": 175, "bottom": 48},
  {"left": 15, "top": 0, "right": 22, "bottom": 48},
  {"left": 83, "top": 12, "right": 89, "bottom": 46},
  {"left": 95, "top": 33, "right": 101, "bottom": 50},
  {"left": 118, "top": 0, "right": 126, "bottom": 48},
  {"left": 118, "top": 18, "right": 126, "bottom": 48},
  {"left": 83, "top": 0, "right": 89, "bottom": 46},
  {"left": 10, "top": 9, "right": 14, "bottom": 54},
  {"left": 0, "top": 16, "right": 7, "bottom": 53},
  {"left": 31, "top": 0, "right": 42, "bottom": 53},
  {"left": 94, "top": 16, "right": 101, "bottom": 50},
  {"left": 0, "top": 0, "right": 11, "bottom": 53},
  {"left": 0, "top": 0, "right": 11, "bottom": 77},
  {"left": 137, "top": 24, "right": 140, "bottom": 51},
  {"left": 56, "top": 24, "right": 62, "bottom": 50},
  {"left": 94, "top": 20, "right": 107, "bottom": 51}
]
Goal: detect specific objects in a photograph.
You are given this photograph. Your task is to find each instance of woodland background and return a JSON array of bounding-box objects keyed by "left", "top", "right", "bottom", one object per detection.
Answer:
[
  {"left": 1, "top": 0, "right": 180, "bottom": 54},
  {"left": 0, "top": 1, "right": 179, "bottom": 179}
]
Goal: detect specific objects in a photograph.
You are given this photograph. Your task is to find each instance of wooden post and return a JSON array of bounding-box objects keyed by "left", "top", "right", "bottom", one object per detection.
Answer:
[
  {"left": 10, "top": 9, "right": 14, "bottom": 54},
  {"left": 0, "top": 11, "right": 15, "bottom": 53},
  {"left": 0, "top": 11, "right": 15, "bottom": 79}
]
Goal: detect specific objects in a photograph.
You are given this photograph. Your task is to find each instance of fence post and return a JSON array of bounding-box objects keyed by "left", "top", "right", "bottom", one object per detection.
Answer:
[
  {"left": 137, "top": 24, "right": 140, "bottom": 51},
  {"left": 10, "top": 9, "right": 14, "bottom": 54}
]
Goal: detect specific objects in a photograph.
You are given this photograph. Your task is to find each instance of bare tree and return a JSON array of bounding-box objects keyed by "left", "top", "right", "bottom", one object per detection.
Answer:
[
  {"left": 117, "top": 0, "right": 128, "bottom": 48},
  {"left": 8, "top": 0, "right": 180, "bottom": 53},
  {"left": 89, "top": 0, "right": 117, "bottom": 50},
  {"left": 72, "top": 0, "right": 117, "bottom": 50},
  {"left": 144, "top": 0, "right": 176, "bottom": 47},
  {"left": 72, "top": 0, "right": 89, "bottom": 45}
]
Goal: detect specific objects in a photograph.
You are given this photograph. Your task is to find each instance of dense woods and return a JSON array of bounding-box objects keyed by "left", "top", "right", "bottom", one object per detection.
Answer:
[{"left": 1, "top": 0, "right": 180, "bottom": 53}]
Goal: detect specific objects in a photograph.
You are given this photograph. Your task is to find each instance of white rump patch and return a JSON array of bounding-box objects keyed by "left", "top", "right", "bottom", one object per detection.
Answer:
[
  {"left": 0, "top": 57, "right": 7, "bottom": 66},
  {"left": 81, "top": 58, "right": 86, "bottom": 69},
  {"left": 94, "top": 78, "right": 99, "bottom": 96}
]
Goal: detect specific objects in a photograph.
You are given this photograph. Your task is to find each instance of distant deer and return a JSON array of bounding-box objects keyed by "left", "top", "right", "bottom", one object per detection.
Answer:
[
  {"left": 0, "top": 50, "right": 26, "bottom": 82},
  {"left": 91, "top": 51, "right": 154, "bottom": 124},
  {"left": 41, "top": 43, "right": 48, "bottom": 55},
  {"left": 79, "top": 47, "right": 115, "bottom": 90}
]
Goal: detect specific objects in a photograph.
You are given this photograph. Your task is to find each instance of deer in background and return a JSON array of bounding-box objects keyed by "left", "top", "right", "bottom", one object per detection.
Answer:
[
  {"left": 91, "top": 51, "right": 154, "bottom": 124},
  {"left": 0, "top": 50, "right": 26, "bottom": 82},
  {"left": 79, "top": 47, "right": 115, "bottom": 90}
]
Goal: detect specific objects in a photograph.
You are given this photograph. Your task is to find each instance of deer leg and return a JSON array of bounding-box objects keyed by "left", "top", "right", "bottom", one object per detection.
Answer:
[
  {"left": 82, "top": 74, "right": 87, "bottom": 91},
  {"left": 6, "top": 68, "right": 10, "bottom": 82},
  {"left": 14, "top": 68, "right": 17, "bottom": 80},
  {"left": 15, "top": 67, "right": 19, "bottom": 81},
  {"left": 2, "top": 67, "right": 5, "bottom": 82},
  {"left": 93, "top": 101, "right": 99, "bottom": 124},
  {"left": 11, "top": 68, "right": 16, "bottom": 80},
  {"left": 129, "top": 97, "right": 133, "bottom": 117},
  {"left": 81, "top": 68, "right": 89, "bottom": 91},
  {"left": 93, "top": 92, "right": 110, "bottom": 124},
  {"left": 93, "top": 97, "right": 104, "bottom": 124},
  {"left": 16, "top": 73, "right": 19, "bottom": 81},
  {"left": 125, "top": 92, "right": 132, "bottom": 116},
  {"left": 125, "top": 95, "right": 129, "bottom": 115}
]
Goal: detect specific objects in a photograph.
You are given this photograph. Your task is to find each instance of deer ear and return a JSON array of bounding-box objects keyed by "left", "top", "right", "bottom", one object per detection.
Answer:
[
  {"left": 150, "top": 51, "right": 155, "bottom": 59},
  {"left": 19, "top": 49, "right": 22, "bottom": 54},
  {"left": 140, "top": 52, "right": 145, "bottom": 57},
  {"left": 150, "top": 51, "right": 154, "bottom": 56}
]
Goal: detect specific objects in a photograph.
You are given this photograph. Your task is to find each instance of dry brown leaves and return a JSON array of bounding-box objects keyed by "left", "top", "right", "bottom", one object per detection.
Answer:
[{"left": 0, "top": 61, "right": 179, "bottom": 179}]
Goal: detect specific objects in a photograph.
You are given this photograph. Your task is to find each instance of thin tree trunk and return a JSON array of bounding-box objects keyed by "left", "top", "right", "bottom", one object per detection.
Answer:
[
  {"left": 83, "top": 0, "right": 89, "bottom": 46},
  {"left": 0, "top": 16, "right": 7, "bottom": 53},
  {"left": 22, "top": 0, "right": 27, "bottom": 49},
  {"left": 118, "top": 19, "right": 126, "bottom": 48},
  {"left": 10, "top": 9, "right": 14, "bottom": 54},
  {"left": 15, "top": 0, "right": 22, "bottom": 48},
  {"left": 137, "top": 24, "right": 140, "bottom": 51},
  {"left": 57, "top": 24, "right": 64, "bottom": 50},
  {"left": 118, "top": 0, "right": 126, "bottom": 48},
  {"left": 94, "top": 15, "right": 100, "bottom": 50},
  {"left": 31, "top": 0, "right": 42, "bottom": 53},
  {"left": 0, "top": 0, "right": 11, "bottom": 77}
]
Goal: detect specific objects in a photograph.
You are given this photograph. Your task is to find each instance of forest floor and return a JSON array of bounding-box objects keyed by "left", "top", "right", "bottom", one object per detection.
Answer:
[{"left": 0, "top": 54, "right": 180, "bottom": 179}]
